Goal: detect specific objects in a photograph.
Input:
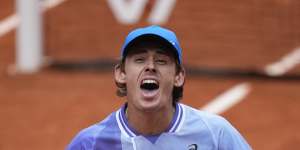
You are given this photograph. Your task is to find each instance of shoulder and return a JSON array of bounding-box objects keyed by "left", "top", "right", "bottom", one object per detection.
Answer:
[
  {"left": 66, "top": 112, "right": 118, "bottom": 150},
  {"left": 179, "top": 103, "right": 231, "bottom": 140},
  {"left": 180, "top": 103, "right": 252, "bottom": 149},
  {"left": 180, "top": 103, "right": 229, "bottom": 129}
]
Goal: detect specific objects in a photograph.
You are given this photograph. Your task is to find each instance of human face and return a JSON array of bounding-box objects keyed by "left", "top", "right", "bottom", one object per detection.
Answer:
[{"left": 118, "top": 43, "right": 184, "bottom": 112}]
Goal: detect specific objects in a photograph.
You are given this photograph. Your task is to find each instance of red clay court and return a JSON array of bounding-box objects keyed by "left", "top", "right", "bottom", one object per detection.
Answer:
[{"left": 0, "top": 0, "right": 300, "bottom": 149}]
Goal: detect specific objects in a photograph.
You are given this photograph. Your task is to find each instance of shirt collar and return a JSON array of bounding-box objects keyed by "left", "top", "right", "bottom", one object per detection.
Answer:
[{"left": 116, "top": 103, "right": 184, "bottom": 137}]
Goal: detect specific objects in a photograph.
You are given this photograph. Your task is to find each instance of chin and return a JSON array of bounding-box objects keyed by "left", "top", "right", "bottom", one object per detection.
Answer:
[{"left": 138, "top": 97, "right": 162, "bottom": 111}]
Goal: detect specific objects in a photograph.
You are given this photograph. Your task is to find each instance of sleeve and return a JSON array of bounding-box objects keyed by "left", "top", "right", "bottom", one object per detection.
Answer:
[
  {"left": 66, "top": 140, "right": 84, "bottom": 150},
  {"left": 65, "top": 129, "right": 95, "bottom": 150},
  {"left": 216, "top": 117, "right": 252, "bottom": 150}
]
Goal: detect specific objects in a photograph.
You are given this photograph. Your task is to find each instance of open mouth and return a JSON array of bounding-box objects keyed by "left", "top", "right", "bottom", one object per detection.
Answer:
[{"left": 140, "top": 79, "right": 159, "bottom": 91}]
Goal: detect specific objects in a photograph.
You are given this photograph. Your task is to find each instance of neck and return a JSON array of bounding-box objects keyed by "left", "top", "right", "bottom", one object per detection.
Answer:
[{"left": 125, "top": 104, "right": 175, "bottom": 135}]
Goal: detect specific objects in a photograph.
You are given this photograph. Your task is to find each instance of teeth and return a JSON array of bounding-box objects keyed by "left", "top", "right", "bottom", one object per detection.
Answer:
[{"left": 142, "top": 79, "right": 157, "bottom": 84}]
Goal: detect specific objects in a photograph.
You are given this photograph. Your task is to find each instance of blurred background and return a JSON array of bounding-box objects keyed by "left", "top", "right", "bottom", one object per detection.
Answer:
[{"left": 0, "top": 0, "right": 300, "bottom": 149}]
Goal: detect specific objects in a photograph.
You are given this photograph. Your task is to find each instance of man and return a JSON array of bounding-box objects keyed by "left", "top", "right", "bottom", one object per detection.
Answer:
[{"left": 67, "top": 25, "right": 252, "bottom": 150}]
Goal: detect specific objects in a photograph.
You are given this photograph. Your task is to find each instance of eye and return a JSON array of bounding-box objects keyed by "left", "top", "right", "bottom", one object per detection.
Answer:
[
  {"left": 156, "top": 59, "right": 167, "bottom": 65},
  {"left": 134, "top": 57, "right": 145, "bottom": 63}
]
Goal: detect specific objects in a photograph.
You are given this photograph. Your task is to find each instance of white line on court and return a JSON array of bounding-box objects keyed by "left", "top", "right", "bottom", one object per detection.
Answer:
[
  {"left": 200, "top": 82, "right": 251, "bottom": 114},
  {"left": 200, "top": 47, "right": 300, "bottom": 114},
  {"left": 42, "top": 0, "right": 68, "bottom": 10},
  {"left": 0, "top": 14, "right": 19, "bottom": 37},
  {"left": 264, "top": 47, "right": 300, "bottom": 76},
  {"left": 0, "top": 0, "right": 67, "bottom": 38}
]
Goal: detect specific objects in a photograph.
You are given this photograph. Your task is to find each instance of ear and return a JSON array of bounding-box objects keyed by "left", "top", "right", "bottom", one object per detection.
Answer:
[
  {"left": 174, "top": 68, "right": 185, "bottom": 87},
  {"left": 114, "top": 64, "right": 126, "bottom": 84}
]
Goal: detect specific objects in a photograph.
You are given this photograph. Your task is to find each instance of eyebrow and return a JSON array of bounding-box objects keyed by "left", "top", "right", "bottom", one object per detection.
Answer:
[
  {"left": 127, "top": 49, "right": 147, "bottom": 56},
  {"left": 155, "top": 49, "right": 169, "bottom": 55}
]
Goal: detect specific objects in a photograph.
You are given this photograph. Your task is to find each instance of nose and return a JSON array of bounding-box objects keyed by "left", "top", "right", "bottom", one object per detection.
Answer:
[{"left": 145, "top": 58, "right": 156, "bottom": 72}]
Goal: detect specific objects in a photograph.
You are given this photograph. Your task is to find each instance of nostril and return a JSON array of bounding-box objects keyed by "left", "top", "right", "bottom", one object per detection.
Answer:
[{"left": 145, "top": 68, "right": 156, "bottom": 72}]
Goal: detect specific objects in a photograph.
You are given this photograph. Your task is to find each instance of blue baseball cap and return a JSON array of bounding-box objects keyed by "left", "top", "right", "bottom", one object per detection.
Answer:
[{"left": 121, "top": 25, "right": 182, "bottom": 64}]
